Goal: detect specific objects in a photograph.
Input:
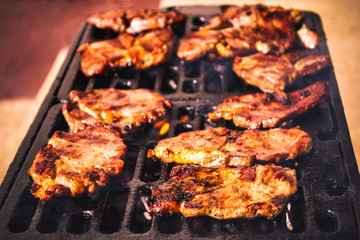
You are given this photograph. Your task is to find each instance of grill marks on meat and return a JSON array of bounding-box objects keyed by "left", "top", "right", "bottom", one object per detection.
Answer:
[
  {"left": 63, "top": 88, "right": 172, "bottom": 137},
  {"left": 210, "top": 82, "right": 327, "bottom": 129},
  {"left": 177, "top": 4, "right": 316, "bottom": 60},
  {"left": 77, "top": 28, "right": 174, "bottom": 77},
  {"left": 28, "top": 123, "right": 127, "bottom": 201},
  {"left": 87, "top": 9, "right": 185, "bottom": 34},
  {"left": 151, "top": 164, "right": 297, "bottom": 219},
  {"left": 233, "top": 53, "right": 331, "bottom": 101},
  {"left": 148, "top": 127, "right": 312, "bottom": 167}
]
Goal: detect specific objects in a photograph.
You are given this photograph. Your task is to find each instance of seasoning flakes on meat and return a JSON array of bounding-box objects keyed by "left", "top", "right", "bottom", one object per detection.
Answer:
[
  {"left": 77, "top": 28, "right": 174, "bottom": 77},
  {"left": 209, "top": 82, "right": 327, "bottom": 129},
  {"left": 63, "top": 88, "right": 172, "bottom": 137},
  {"left": 28, "top": 123, "right": 127, "bottom": 201},
  {"left": 151, "top": 164, "right": 297, "bottom": 219},
  {"left": 148, "top": 127, "right": 312, "bottom": 167}
]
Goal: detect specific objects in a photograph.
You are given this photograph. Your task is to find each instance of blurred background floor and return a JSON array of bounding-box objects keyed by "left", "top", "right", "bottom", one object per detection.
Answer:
[{"left": 0, "top": 0, "right": 359, "bottom": 184}]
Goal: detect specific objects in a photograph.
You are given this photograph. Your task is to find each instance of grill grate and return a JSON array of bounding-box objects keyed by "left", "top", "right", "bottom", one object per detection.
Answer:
[{"left": 0, "top": 5, "right": 359, "bottom": 240}]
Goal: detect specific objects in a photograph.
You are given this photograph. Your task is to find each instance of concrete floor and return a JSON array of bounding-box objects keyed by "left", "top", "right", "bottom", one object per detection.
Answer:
[{"left": 0, "top": 0, "right": 359, "bottom": 184}]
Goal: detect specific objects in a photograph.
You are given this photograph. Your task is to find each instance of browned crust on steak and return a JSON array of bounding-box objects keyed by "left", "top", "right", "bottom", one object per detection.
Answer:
[
  {"left": 233, "top": 53, "right": 295, "bottom": 99},
  {"left": 232, "top": 53, "right": 331, "bottom": 100},
  {"left": 177, "top": 27, "right": 256, "bottom": 60},
  {"left": 28, "top": 123, "right": 126, "bottom": 201},
  {"left": 209, "top": 82, "right": 327, "bottom": 129},
  {"left": 151, "top": 164, "right": 297, "bottom": 219},
  {"left": 148, "top": 127, "right": 312, "bottom": 167},
  {"left": 77, "top": 28, "right": 174, "bottom": 77},
  {"left": 293, "top": 55, "right": 331, "bottom": 78},
  {"left": 177, "top": 4, "right": 315, "bottom": 60},
  {"left": 87, "top": 10, "right": 126, "bottom": 33},
  {"left": 63, "top": 88, "right": 172, "bottom": 137},
  {"left": 87, "top": 9, "right": 185, "bottom": 34}
]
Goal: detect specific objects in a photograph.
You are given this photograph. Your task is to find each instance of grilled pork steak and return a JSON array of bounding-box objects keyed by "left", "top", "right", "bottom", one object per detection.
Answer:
[
  {"left": 233, "top": 53, "right": 331, "bottom": 100},
  {"left": 63, "top": 88, "right": 172, "bottom": 137},
  {"left": 87, "top": 9, "right": 185, "bottom": 34},
  {"left": 151, "top": 164, "right": 297, "bottom": 219},
  {"left": 87, "top": 10, "right": 127, "bottom": 33},
  {"left": 217, "top": 4, "right": 319, "bottom": 51},
  {"left": 177, "top": 4, "right": 317, "bottom": 60},
  {"left": 77, "top": 28, "right": 174, "bottom": 77},
  {"left": 209, "top": 82, "right": 327, "bottom": 129},
  {"left": 148, "top": 127, "right": 312, "bottom": 167},
  {"left": 177, "top": 27, "right": 257, "bottom": 60},
  {"left": 28, "top": 123, "right": 127, "bottom": 201}
]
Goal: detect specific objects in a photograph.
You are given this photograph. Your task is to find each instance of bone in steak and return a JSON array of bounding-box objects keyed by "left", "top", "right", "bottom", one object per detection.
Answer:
[
  {"left": 63, "top": 88, "right": 172, "bottom": 137},
  {"left": 209, "top": 81, "right": 327, "bottom": 129},
  {"left": 77, "top": 28, "right": 174, "bottom": 77},
  {"left": 28, "top": 123, "right": 127, "bottom": 201},
  {"left": 233, "top": 53, "right": 331, "bottom": 101},
  {"left": 148, "top": 127, "right": 312, "bottom": 167},
  {"left": 87, "top": 9, "right": 185, "bottom": 34},
  {"left": 151, "top": 164, "right": 297, "bottom": 219}
]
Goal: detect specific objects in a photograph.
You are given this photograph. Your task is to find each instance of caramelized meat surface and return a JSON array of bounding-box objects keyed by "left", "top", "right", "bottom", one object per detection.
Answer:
[
  {"left": 28, "top": 123, "right": 127, "bottom": 201},
  {"left": 148, "top": 127, "right": 312, "bottom": 167},
  {"left": 87, "top": 10, "right": 126, "bottom": 33},
  {"left": 177, "top": 27, "right": 257, "bottom": 60},
  {"left": 209, "top": 82, "right": 327, "bottom": 129},
  {"left": 177, "top": 4, "right": 316, "bottom": 60},
  {"left": 233, "top": 53, "right": 331, "bottom": 100},
  {"left": 212, "top": 4, "right": 303, "bottom": 53},
  {"left": 63, "top": 88, "right": 172, "bottom": 137},
  {"left": 77, "top": 33, "right": 133, "bottom": 77},
  {"left": 87, "top": 9, "right": 185, "bottom": 34},
  {"left": 151, "top": 164, "right": 297, "bottom": 219},
  {"left": 77, "top": 28, "right": 174, "bottom": 77}
]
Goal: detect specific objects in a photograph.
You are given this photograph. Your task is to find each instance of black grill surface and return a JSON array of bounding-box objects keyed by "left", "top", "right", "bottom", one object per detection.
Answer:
[{"left": 0, "top": 5, "right": 359, "bottom": 240}]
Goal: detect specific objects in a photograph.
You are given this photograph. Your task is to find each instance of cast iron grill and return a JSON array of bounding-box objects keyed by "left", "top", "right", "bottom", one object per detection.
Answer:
[{"left": 0, "top": 5, "right": 359, "bottom": 240}]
